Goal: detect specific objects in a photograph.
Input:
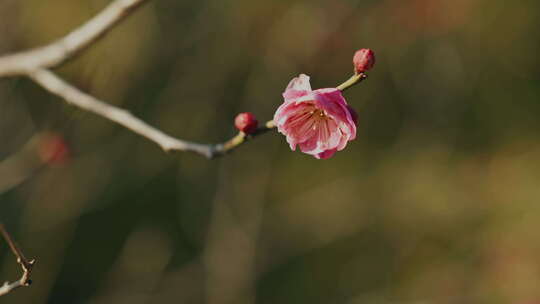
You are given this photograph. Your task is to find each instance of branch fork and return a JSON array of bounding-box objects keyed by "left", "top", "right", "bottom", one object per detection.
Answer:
[{"left": 0, "top": 224, "right": 35, "bottom": 297}]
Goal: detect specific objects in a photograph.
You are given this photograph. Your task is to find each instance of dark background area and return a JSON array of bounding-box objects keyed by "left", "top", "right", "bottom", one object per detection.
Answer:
[{"left": 1, "top": 0, "right": 540, "bottom": 303}]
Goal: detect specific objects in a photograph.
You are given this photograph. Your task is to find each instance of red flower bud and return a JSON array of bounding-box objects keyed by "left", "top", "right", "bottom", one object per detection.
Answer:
[
  {"left": 353, "top": 48, "right": 375, "bottom": 74},
  {"left": 234, "top": 112, "right": 258, "bottom": 134}
]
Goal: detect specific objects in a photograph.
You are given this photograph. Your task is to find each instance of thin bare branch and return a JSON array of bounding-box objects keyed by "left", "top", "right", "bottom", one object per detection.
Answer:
[
  {"left": 0, "top": 224, "right": 35, "bottom": 297},
  {"left": 0, "top": 0, "right": 276, "bottom": 159},
  {"left": 0, "top": 0, "right": 149, "bottom": 77},
  {"left": 28, "top": 69, "right": 275, "bottom": 159}
]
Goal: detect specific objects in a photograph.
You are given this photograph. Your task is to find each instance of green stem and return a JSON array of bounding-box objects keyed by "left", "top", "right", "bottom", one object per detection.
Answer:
[
  {"left": 212, "top": 120, "right": 276, "bottom": 157},
  {"left": 336, "top": 73, "right": 367, "bottom": 92}
]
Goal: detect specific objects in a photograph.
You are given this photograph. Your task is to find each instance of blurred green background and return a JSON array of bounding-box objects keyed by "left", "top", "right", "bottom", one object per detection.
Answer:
[{"left": 1, "top": 0, "right": 540, "bottom": 303}]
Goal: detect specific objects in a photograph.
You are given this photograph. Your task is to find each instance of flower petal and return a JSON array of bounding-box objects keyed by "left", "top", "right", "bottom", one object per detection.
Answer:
[
  {"left": 286, "top": 74, "right": 312, "bottom": 91},
  {"left": 283, "top": 74, "right": 313, "bottom": 103},
  {"left": 315, "top": 148, "right": 337, "bottom": 159}
]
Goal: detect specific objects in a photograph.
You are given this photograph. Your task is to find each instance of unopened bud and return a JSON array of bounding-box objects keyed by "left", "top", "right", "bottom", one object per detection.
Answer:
[
  {"left": 353, "top": 48, "right": 375, "bottom": 74},
  {"left": 234, "top": 112, "right": 258, "bottom": 134}
]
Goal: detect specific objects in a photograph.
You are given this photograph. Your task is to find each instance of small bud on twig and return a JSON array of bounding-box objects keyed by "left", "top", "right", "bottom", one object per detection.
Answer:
[
  {"left": 234, "top": 112, "right": 258, "bottom": 134},
  {"left": 353, "top": 49, "right": 375, "bottom": 74}
]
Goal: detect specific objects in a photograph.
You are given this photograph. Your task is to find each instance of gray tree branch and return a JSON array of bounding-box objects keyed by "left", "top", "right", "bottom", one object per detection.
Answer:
[
  {"left": 0, "top": 0, "right": 149, "bottom": 77},
  {"left": 0, "top": 0, "right": 276, "bottom": 159},
  {"left": 29, "top": 69, "right": 216, "bottom": 157},
  {"left": 29, "top": 68, "right": 276, "bottom": 158}
]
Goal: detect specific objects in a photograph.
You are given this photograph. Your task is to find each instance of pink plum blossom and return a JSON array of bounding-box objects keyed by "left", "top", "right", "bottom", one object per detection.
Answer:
[{"left": 273, "top": 74, "right": 357, "bottom": 159}]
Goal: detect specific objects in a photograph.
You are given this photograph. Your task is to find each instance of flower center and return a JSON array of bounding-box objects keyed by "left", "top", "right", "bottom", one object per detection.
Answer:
[{"left": 309, "top": 109, "right": 327, "bottom": 120}]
